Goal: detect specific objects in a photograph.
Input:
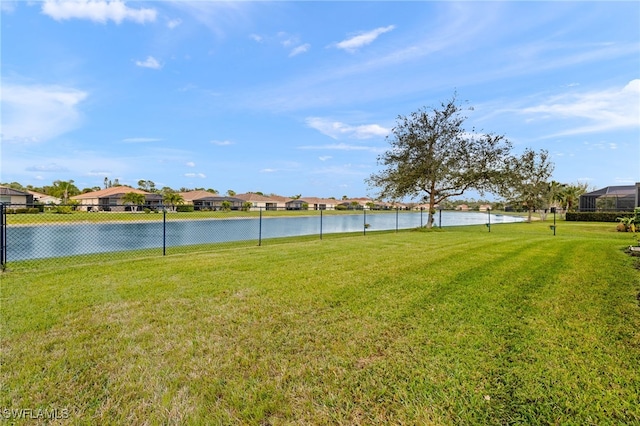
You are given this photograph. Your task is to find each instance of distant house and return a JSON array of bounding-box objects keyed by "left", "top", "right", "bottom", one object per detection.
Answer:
[
  {"left": 179, "top": 190, "right": 244, "bottom": 211},
  {"left": 478, "top": 204, "right": 492, "bottom": 212},
  {"left": 389, "top": 202, "right": 410, "bottom": 211},
  {"left": 456, "top": 204, "right": 470, "bottom": 211},
  {"left": 297, "top": 197, "right": 338, "bottom": 211},
  {"left": 579, "top": 183, "right": 640, "bottom": 212},
  {"left": 413, "top": 204, "right": 440, "bottom": 211},
  {"left": 72, "top": 186, "right": 161, "bottom": 211},
  {"left": 28, "top": 190, "right": 61, "bottom": 205},
  {"left": 0, "top": 186, "right": 34, "bottom": 206},
  {"left": 338, "top": 198, "right": 371, "bottom": 210},
  {"left": 235, "top": 193, "right": 284, "bottom": 211}
]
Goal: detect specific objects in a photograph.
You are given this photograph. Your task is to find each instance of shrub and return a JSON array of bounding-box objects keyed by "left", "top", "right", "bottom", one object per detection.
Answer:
[
  {"left": 176, "top": 205, "right": 194, "bottom": 212},
  {"left": 53, "top": 206, "right": 74, "bottom": 214},
  {"left": 566, "top": 211, "right": 633, "bottom": 222}
]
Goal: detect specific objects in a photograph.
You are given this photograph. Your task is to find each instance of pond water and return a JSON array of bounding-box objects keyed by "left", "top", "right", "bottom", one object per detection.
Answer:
[{"left": 7, "top": 211, "right": 523, "bottom": 261}]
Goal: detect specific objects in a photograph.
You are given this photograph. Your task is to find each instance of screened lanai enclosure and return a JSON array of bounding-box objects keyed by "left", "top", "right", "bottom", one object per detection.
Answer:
[{"left": 579, "top": 184, "right": 640, "bottom": 212}]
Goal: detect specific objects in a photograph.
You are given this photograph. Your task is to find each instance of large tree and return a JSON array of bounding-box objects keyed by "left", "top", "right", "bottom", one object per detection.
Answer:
[
  {"left": 137, "top": 180, "right": 156, "bottom": 192},
  {"left": 367, "top": 95, "right": 512, "bottom": 228},
  {"left": 499, "top": 148, "right": 555, "bottom": 222}
]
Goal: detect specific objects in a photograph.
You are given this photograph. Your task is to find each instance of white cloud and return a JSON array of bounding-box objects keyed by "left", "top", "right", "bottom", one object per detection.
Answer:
[
  {"left": 352, "top": 124, "right": 390, "bottom": 139},
  {"left": 521, "top": 79, "right": 640, "bottom": 137},
  {"left": 185, "top": 161, "right": 196, "bottom": 167},
  {"left": 122, "top": 137, "right": 162, "bottom": 143},
  {"left": 167, "top": 18, "right": 181, "bottom": 29},
  {"left": 184, "top": 172, "right": 206, "bottom": 178},
  {"left": 289, "top": 43, "right": 310, "bottom": 57},
  {"left": 249, "top": 34, "right": 263, "bottom": 43},
  {"left": 211, "top": 140, "right": 234, "bottom": 146},
  {"left": 135, "top": 56, "right": 162, "bottom": 69},
  {"left": 42, "top": 0, "right": 157, "bottom": 24},
  {"left": 305, "top": 117, "right": 389, "bottom": 139},
  {"left": 319, "top": 156, "right": 332, "bottom": 161},
  {"left": 260, "top": 168, "right": 277, "bottom": 173},
  {"left": 279, "top": 32, "right": 297, "bottom": 48},
  {"left": 298, "top": 143, "right": 381, "bottom": 152},
  {"left": 334, "top": 25, "right": 395, "bottom": 53},
  {"left": 25, "top": 163, "right": 69, "bottom": 172},
  {"left": 1, "top": 83, "right": 88, "bottom": 143},
  {"left": 87, "top": 170, "right": 112, "bottom": 176},
  {"left": 615, "top": 177, "right": 637, "bottom": 184},
  {"left": 1, "top": 1, "right": 17, "bottom": 14}
]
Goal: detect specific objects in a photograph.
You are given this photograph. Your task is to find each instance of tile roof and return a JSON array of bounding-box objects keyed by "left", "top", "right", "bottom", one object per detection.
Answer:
[
  {"left": 72, "top": 186, "right": 150, "bottom": 199},
  {"left": 582, "top": 185, "right": 636, "bottom": 197},
  {"left": 179, "top": 190, "right": 220, "bottom": 201},
  {"left": 298, "top": 197, "right": 338, "bottom": 205},
  {"left": 0, "top": 186, "right": 30, "bottom": 196},
  {"left": 235, "top": 193, "right": 281, "bottom": 202}
]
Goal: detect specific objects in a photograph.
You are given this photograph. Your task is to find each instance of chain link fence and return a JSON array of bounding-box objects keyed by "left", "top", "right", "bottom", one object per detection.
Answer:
[{"left": 1, "top": 204, "right": 522, "bottom": 271}]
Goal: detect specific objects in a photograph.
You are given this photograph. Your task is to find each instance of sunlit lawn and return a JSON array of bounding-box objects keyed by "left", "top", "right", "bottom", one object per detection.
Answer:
[{"left": 1, "top": 221, "right": 639, "bottom": 424}]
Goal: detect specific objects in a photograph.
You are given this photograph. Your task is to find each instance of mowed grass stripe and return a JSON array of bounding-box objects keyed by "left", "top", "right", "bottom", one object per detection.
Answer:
[{"left": 1, "top": 222, "right": 639, "bottom": 424}]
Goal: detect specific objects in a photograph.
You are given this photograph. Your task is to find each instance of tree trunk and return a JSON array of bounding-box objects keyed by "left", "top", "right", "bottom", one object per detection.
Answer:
[{"left": 426, "top": 195, "right": 436, "bottom": 229}]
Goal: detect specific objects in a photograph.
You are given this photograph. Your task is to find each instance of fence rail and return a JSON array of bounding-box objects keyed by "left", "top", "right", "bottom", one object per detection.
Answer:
[{"left": 1, "top": 204, "right": 522, "bottom": 271}]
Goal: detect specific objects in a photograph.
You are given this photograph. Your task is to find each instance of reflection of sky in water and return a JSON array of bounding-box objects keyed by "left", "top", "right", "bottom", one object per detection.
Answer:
[{"left": 7, "top": 212, "right": 524, "bottom": 261}]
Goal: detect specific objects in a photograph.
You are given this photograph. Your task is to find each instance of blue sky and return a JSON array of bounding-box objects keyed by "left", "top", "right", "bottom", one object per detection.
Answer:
[{"left": 1, "top": 1, "right": 639, "bottom": 199}]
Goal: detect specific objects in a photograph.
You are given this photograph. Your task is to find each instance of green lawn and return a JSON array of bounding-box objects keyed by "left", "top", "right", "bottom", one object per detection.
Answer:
[{"left": 1, "top": 221, "right": 639, "bottom": 424}]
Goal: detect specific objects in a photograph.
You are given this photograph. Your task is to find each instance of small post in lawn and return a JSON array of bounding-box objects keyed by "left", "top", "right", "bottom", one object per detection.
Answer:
[
  {"left": 486, "top": 207, "right": 491, "bottom": 233},
  {"left": 551, "top": 207, "right": 556, "bottom": 236}
]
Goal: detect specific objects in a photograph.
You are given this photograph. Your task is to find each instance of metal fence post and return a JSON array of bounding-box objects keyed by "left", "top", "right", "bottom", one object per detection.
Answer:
[
  {"left": 258, "top": 207, "right": 263, "bottom": 246},
  {"left": 320, "top": 209, "right": 323, "bottom": 240},
  {"left": 363, "top": 209, "right": 367, "bottom": 235},
  {"left": 396, "top": 207, "right": 399, "bottom": 233},
  {"left": 163, "top": 207, "right": 167, "bottom": 256},
  {"left": 0, "top": 203, "right": 6, "bottom": 271}
]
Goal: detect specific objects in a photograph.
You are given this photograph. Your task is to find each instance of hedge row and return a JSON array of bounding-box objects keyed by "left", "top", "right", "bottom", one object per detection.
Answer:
[
  {"left": 5, "top": 207, "right": 41, "bottom": 214},
  {"left": 565, "top": 211, "right": 633, "bottom": 222},
  {"left": 176, "top": 205, "right": 195, "bottom": 212}
]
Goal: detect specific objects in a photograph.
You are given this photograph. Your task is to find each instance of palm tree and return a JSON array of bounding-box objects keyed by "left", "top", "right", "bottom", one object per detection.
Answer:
[
  {"left": 547, "top": 180, "right": 565, "bottom": 210},
  {"left": 52, "top": 180, "right": 80, "bottom": 204},
  {"left": 121, "top": 192, "right": 146, "bottom": 212},
  {"left": 163, "top": 192, "right": 184, "bottom": 212},
  {"left": 559, "top": 183, "right": 588, "bottom": 212}
]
